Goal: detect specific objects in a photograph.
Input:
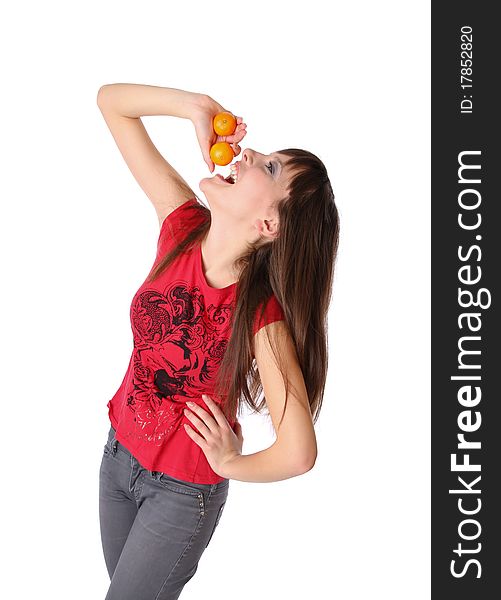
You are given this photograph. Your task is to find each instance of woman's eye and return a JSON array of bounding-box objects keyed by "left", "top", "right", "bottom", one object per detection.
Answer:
[{"left": 266, "top": 162, "right": 273, "bottom": 174}]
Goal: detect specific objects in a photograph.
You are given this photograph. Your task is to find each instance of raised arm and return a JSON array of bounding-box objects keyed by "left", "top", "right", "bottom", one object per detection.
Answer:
[{"left": 96, "top": 83, "right": 206, "bottom": 226}]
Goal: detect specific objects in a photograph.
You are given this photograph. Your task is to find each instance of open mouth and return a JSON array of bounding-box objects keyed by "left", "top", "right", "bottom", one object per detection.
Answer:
[
  {"left": 216, "top": 162, "right": 239, "bottom": 185},
  {"left": 215, "top": 174, "right": 233, "bottom": 185}
]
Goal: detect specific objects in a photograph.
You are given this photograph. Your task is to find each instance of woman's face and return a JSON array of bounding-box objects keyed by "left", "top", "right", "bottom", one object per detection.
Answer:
[{"left": 199, "top": 148, "right": 292, "bottom": 242}]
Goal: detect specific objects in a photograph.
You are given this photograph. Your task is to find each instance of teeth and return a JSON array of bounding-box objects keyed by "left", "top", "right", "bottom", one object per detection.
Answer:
[{"left": 229, "top": 163, "right": 238, "bottom": 183}]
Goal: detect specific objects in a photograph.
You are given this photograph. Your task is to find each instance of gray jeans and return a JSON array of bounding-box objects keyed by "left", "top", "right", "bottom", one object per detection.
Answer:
[{"left": 99, "top": 425, "right": 229, "bottom": 599}]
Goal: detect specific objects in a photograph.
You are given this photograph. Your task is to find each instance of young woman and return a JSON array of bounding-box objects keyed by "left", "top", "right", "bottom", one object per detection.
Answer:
[{"left": 97, "top": 83, "right": 339, "bottom": 600}]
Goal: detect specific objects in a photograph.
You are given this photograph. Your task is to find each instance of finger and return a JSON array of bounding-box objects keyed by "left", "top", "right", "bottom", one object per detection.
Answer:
[
  {"left": 232, "top": 143, "right": 241, "bottom": 156},
  {"left": 234, "top": 123, "right": 247, "bottom": 137},
  {"left": 186, "top": 401, "right": 218, "bottom": 433},
  {"left": 184, "top": 407, "right": 212, "bottom": 437},
  {"left": 205, "top": 153, "right": 214, "bottom": 172},
  {"left": 218, "top": 122, "right": 246, "bottom": 142},
  {"left": 202, "top": 395, "right": 230, "bottom": 429},
  {"left": 203, "top": 140, "right": 215, "bottom": 172},
  {"left": 227, "top": 127, "right": 247, "bottom": 144},
  {"left": 218, "top": 126, "right": 245, "bottom": 145},
  {"left": 184, "top": 424, "right": 208, "bottom": 450}
]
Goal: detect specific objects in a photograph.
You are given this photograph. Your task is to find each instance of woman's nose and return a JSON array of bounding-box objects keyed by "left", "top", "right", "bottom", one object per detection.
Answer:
[{"left": 242, "top": 149, "right": 252, "bottom": 164}]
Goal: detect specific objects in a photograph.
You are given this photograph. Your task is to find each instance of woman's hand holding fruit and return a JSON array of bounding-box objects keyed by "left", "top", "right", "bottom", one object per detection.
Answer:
[{"left": 191, "top": 95, "right": 247, "bottom": 172}]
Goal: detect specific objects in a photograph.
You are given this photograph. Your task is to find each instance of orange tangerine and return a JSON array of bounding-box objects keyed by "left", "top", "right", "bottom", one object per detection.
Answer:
[
  {"left": 210, "top": 142, "right": 234, "bottom": 166},
  {"left": 213, "top": 112, "right": 237, "bottom": 136}
]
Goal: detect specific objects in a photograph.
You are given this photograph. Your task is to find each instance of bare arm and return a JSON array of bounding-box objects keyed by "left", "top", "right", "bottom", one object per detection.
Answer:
[
  {"left": 183, "top": 319, "right": 317, "bottom": 483},
  {"left": 96, "top": 84, "right": 207, "bottom": 225},
  {"left": 220, "top": 438, "right": 315, "bottom": 483},
  {"left": 221, "top": 321, "right": 317, "bottom": 483},
  {"left": 97, "top": 83, "right": 206, "bottom": 120}
]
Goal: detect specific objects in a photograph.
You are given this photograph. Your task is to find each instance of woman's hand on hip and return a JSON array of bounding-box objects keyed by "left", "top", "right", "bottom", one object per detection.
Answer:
[
  {"left": 183, "top": 394, "right": 244, "bottom": 478},
  {"left": 191, "top": 95, "right": 247, "bottom": 173}
]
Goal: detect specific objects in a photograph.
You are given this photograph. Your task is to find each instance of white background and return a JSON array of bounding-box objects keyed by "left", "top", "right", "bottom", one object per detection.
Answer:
[{"left": 1, "top": 1, "right": 430, "bottom": 598}]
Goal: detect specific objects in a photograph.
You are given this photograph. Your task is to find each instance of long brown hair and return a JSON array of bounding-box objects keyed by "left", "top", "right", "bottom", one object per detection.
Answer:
[{"left": 146, "top": 149, "right": 339, "bottom": 431}]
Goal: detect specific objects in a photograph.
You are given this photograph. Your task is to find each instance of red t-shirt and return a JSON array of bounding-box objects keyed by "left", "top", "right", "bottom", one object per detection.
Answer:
[{"left": 107, "top": 197, "right": 285, "bottom": 484}]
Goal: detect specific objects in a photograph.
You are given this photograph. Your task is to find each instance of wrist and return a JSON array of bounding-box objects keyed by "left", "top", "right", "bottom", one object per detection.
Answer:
[
  {"left": 188, "top": 93, "right": 212, "bottom": 121},
  {"left": 219, "top": 452, "right": 242, "bottom": 479}
]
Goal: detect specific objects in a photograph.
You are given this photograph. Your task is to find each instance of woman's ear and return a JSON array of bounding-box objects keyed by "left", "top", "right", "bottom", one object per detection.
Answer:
[{"left": 254, "top": 217, "right": 279, "bottom": 241}]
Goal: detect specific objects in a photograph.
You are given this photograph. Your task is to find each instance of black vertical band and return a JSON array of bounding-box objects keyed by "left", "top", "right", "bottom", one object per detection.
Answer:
[{"left": 433, "top": 3, "right": 500, "bottom": 597}]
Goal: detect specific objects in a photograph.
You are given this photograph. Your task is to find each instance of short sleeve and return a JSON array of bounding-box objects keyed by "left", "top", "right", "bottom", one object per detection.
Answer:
[
  {"left": 253, "top": 294, "right": 285, "bottom": 336},
  {"left": 156, "top": 198, "right": 203, "bottom": 259}
]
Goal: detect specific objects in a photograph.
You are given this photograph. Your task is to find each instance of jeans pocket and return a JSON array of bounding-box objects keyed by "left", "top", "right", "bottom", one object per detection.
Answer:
[
  {"left": 157, "top": 474, "right": 207, "bottom": 517},
  {"left": 205, "top": 500, "right": 227, "bottom": 548},
  {"left": 157, "top": 473, "right": 206, "bottom": 497}
]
